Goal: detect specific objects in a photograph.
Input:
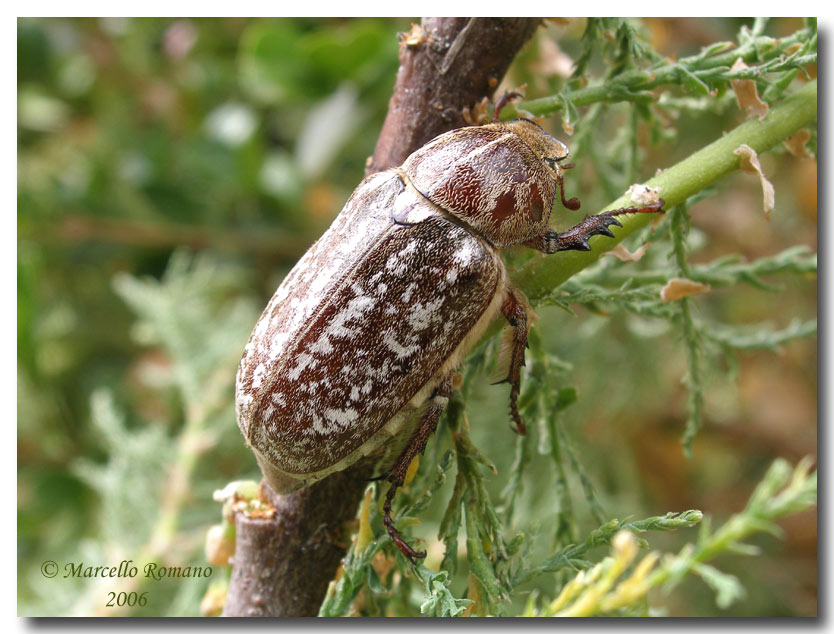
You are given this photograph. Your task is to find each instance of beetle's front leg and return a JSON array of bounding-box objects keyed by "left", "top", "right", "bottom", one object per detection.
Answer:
[
  {"left": 382, "top": 375, "right": 453, "bottom": 563},
  {"left": 499, "top": 291, "right": 528, "bottom": 435},
  {"left": 524, "top": 200, "right": 666, "bottom": 253}
]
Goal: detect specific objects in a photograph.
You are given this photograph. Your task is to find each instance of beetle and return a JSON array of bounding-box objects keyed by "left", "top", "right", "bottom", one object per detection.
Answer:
[{"left": 235, "top": 99, "right": 664, "bottom": 562}]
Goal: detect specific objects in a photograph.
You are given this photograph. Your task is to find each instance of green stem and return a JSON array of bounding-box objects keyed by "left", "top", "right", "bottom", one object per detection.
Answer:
[
  {"left": 511, "top": 79, "right": 817, "bottom": 303},
  {"left": 505, "top": 27, "right": 813, "bottom": 120}
]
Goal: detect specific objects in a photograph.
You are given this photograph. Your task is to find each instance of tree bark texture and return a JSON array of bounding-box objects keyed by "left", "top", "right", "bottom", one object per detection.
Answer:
[
  {"left": 367, "top": 17, "right": 542, "bottom": 174},
  {"left": 222, "top": 465, "right": 372, "bottom": 617},
  {"left": 223, "top": 16, "right": 541, "bottom": 618}
]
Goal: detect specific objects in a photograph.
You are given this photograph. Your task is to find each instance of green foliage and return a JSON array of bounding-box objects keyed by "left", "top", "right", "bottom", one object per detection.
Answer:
[
  {"left": 112, "top": 251, "right": 257, "bottom": 408},
  {"left": 318, "top": 531, "right": 385, "bottom": 617},
  {"left": 530, "top": 458, "right": 816, "bottom": 616},
  {"left": 542, "top": 236, "right": 817, "bottom": 458},
  {"left": 73, "top": 389, "right": 174, "bottom": 552},
  {"left": 18, "top": 17, "right": 816, "bottom": 617},
  {"left": 323, "top": 17, "right": 816, "bottom": 617},
  {"left": 19, "top": 251, "right": 258, "bottom": 616},
  {"left": 506, "top": 17, "right": 816, "bottom": 125},
  {"left": 418, "top": 569, "right": 472, "bottom": 617}
]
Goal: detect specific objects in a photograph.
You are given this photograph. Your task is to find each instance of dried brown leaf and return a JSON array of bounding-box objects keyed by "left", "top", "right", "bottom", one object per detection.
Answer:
[
  {"left": 626, "top": 184, "right": 662, "bottom": 206},
  {"left": 660, "top": 278, "right": 711, "bottom": 302},
  {"left": 730, "top": 58, "right": 769, "bottom": 120},
  {"left": 463, "top": 96, "right": 491, "bottom": 125},
  {"left": 785, "top": 129, "right": 812, "bottom": 159},
  {"left": 606, "top": 242, "right": 650, "bottom": 263},
  {"left": 401, "top": 23, "right": 428, "bottom": 48},
  {"left": 734, "top": 144, "right": 775, "bottom": 219}
]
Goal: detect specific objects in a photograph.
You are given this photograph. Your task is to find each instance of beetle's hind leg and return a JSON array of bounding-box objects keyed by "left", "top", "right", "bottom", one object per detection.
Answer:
[
  {"left": 495, "top": 291, "right": 528, "bottom": 435},
  {"left": 381, "top": 375, "right": 453, "bottom": 563},
  {"left": 525, "top": 200, "right": 666, "bottom": 254}
]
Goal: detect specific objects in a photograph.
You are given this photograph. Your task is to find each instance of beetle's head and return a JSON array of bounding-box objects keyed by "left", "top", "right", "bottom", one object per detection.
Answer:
[
  {"left": 505, "top": 118, "right": 581, "bottom": 211},
  {"left": 505, "top": 119, "right": 571, "bottom": 177}
]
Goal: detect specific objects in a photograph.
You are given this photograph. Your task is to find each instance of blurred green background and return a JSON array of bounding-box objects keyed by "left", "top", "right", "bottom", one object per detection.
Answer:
[{"left": 18, "top": 17, "right": 816, "bottom": 616}]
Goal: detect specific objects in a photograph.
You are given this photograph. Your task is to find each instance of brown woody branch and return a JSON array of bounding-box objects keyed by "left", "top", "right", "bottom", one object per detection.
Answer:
[
  {"left": 222, "top": 17, "right": 541, "bottom": 618},
  {"left": 368, "top": 17, "right": 541, "bottom": 174},
  {"left": 222, "top": 464, "right": 373, "bottom": 617}
]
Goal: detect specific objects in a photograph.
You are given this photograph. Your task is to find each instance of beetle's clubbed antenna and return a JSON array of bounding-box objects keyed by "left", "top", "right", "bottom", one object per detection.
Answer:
[
  {"left": 493, "top": 91, "right": 523, "bottom": 122},
  {"left": 558, "top": 176, "right": 582, "bottom": 211}
]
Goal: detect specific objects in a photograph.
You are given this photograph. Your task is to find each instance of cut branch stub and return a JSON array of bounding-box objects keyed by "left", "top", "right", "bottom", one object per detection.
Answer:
[{"left": 222, "top": 465, "right": 371, "bottom": 617}]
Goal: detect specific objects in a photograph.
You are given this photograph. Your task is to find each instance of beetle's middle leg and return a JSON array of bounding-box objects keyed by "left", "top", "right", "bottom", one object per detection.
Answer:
[
  {"left": 382, "top": 375, "right": 453, "bottom": 563},
  {"left": 524, "top": 200, "right": 666, "bottom": 254},
  {"left": 498, "top": 291, "right": 528, "bottom": 435}
]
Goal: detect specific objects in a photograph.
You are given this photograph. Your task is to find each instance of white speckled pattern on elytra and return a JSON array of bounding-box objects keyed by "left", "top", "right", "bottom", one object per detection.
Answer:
[{"left": 236, "top": 170, "right": 504, "bottom": 485}]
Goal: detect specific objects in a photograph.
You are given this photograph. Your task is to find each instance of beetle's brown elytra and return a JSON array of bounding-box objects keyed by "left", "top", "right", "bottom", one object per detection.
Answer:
[{"left": 236, "top": 114, "right": 665, "bottom": 561}]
